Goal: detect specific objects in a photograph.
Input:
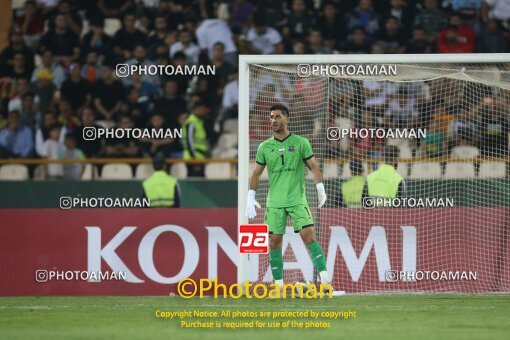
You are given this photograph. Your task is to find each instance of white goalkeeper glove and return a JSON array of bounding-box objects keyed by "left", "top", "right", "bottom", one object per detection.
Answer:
[
  {"left": 246, "top": 190, "right": 261, "bottom": 219},
  {"left": 316, "top": 183, "right": 327, "bottom": 209}
]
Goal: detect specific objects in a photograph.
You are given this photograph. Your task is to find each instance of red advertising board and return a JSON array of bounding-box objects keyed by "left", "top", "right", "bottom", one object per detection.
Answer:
[
  {"left": 0, "top": 209, "right": 238, "bottom": 295},
  {"left": 0, "top": 208, "right": 508, "bottom": 295},
  {"left": 317, "top": 208, "right": 509, "bottom": 293}
]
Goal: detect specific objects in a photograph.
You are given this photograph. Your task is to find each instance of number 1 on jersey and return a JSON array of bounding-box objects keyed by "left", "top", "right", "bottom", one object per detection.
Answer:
[{"left": 280, "top": 154, "right": 285, "bottom": 165}]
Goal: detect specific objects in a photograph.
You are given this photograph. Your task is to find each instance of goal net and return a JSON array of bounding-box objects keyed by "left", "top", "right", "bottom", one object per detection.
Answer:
[{"left": 238, "top": 54, "right": 510, "bottom": 293}]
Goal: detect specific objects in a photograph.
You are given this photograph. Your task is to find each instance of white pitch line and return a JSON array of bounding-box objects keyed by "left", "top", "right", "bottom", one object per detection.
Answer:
[{"left": 167, "top": 305, "right": 250, "bottom": 308}]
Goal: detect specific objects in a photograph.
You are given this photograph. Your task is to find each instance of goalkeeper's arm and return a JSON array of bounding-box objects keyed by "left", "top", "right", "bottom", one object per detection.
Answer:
[
  {"left": 306, "top": 157, "right": 327, "bottom": 208},
  {"left": 246, "top": 163, "right": 264, "bottom": 219},
  {"left": 249, "top": 163, "right": 265, "bottom": 191}
]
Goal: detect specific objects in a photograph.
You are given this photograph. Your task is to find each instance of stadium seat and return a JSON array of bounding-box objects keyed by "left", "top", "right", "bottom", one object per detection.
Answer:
[
  {"left": 387, "top": 138, "right": 410, "bottom": 148},
  {"left": 100, "top": 163, "right": 133, "bottom": 179},
  {"left": 223, "top": 119, "right": 238, "bottom": 133},
  {"left": 398, "top": 145, "right": 413, "bottom": 159},
  {"left": 409, "top": 162, "right": 442, "bottom": 179},
  {"left": 450, "top": 145, "right": 479, "bottom": 159},
  {"left": 219, "top": 148, "right": 238, "bottom": 158},
  {"left": 135, "top": 163, "right": 154, "bottom": 179},
  {"left": 170, "top": 163, "right": 187, "bottom": 179},
  {"left": 81, "top": 164, "right": 98, "bottom": 180},
  {"left": 479, "top": 162, "right": 506, "bottom": 178},
  {"left": 12, "top": 0, "right": 25, "bottom": 10},
  {"left": 104, "top": 18, "right": 121, "bottom": 36},
  {"left": 397, "top": 163, "right": 408, "bottom": 177},
  {"left": 0, "top": 164, "right": 29, "bottom": 180},
  {"left": 205, "top": 162, "right": 232, "bottom": 179},
  {"left": 211, "top": 147, "right": 223, "bottom": 158},
  {"left": 323, "top": 163, "right": 338, "bottom": 179},
  {"left": 212, "top": 147, "right": 237, "bottom": 159},
  {"left": 217, "top": 133, "right": 237, "bottom": 149},
  {"left": 444, "top": 163, "right": 476, "bottom": 179},
  {"left": 340, "top": 162, "right": 351, "bottom": 179}
]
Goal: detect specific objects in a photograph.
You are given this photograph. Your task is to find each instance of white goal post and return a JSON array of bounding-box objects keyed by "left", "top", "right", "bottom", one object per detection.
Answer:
[{"left": 238, "top": 54, "right": 510, "bottom": 294}]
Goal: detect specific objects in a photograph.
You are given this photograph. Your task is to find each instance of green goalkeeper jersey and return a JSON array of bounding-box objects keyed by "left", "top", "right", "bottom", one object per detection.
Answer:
[{"left": 255, "top": 133, "right": 314, "bottom": 208}]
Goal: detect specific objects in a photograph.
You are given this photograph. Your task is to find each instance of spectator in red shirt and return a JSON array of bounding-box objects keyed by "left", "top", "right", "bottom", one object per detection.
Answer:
[
  {"left": 438, "top": 13, "right": 476, "bottom": 53},
  {"left": 15, "top": 0, "right": 46, "bottom": 49}
]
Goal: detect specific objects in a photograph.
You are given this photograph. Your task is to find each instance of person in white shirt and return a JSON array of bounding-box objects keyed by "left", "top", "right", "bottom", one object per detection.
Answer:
[
  {"left": 214, "top": 70, "right": 239, "bottom": 133},
  {"left": 482, "top": 0, "right": 510, "bottom": 23},
  {"left": 249, "top": 68, "right": 291, "bottom": 110},
  {"left": 36, "top": 111, "right": 66, "bottom": 157},
  {"left": 384, "top": 90, "right": 419, "bottom": 129},
  {"left": 246, "top": 15, "right": 283, "bottom": 55},
  {"left": 42, "top": 124, "right": 65, "bottom": 178},
  {"left": 169, "top": 29, "right": 201, "bottom": 64},
  {"left": 62, "top": 133, "right": 85, "bottom": 179},
  {"left": 222, "top": 76, "right": 238, "bottom": 113},
  {"left": 195, "top": 18, "right": 238, "bottom": 66},
  {"left": 362, "top": 80, "right": 399, "bottom": 113},
  {"left": 8, "top": 79, "right": 40, "bottom": 113}
]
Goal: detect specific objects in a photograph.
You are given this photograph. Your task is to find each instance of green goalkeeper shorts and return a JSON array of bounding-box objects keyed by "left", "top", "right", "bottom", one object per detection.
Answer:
[{"left": 264, "top": 204, "right": 314, "bottom": 234}]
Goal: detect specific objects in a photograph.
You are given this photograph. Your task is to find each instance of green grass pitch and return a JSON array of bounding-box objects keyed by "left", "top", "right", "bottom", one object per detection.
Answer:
[{"left": 1, "top": 295, "right": 509, "bottom": 339}]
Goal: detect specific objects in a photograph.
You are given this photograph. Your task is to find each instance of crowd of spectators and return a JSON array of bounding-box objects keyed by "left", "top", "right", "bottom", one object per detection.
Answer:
[
  {"left": 249, "top": 65, "right": 510, "bottom": 162},
  {"left": 0, "top": 0, "right": 509, "bottom": 177},
  {"left": 328, "top": 80, "right": 510, "bottom": 160}
]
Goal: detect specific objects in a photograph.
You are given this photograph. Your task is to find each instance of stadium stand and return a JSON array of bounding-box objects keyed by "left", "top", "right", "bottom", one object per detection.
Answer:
[
  {"left": 444, "top": 162, "right": 476, "bottom": 179},
  {"left": 205, "top": 162, "right": 232, "bottom": 179},
  {"left": 100, "top": 163, "right": 133, "bottom": 179},
  {"left": 170, "top": 162, "right": 187, "bottom": 179},
  {"left": 479, "top": 161, "right": 507, "bottom": 178},
  {"left": 135, "top": 162, "right": 154, "bottom": 179},
  {"left": 81, "top": 163, "right": 98, "bottom": 180},
  {"left": 450, "top": 145, "right": 480, "bottom": 158},
  {"left": 0, "top": 164, "right": 29, "bottom": 179},
  {"left": 409, "top": 162, "right": 442, "bottom": 179}
]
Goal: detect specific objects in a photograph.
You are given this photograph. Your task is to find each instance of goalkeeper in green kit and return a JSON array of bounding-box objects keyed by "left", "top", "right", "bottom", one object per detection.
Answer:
[{"left": 246, "top": 104, "right": 333, "bottom": 291}]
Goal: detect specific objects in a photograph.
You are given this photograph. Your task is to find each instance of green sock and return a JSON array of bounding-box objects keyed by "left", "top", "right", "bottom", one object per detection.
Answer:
[
  {"left": 307, "top": 241, "right": 327, "bottom": 273},
  {"left": 269, "top": 249, "right": 283, "bottom": 280}
]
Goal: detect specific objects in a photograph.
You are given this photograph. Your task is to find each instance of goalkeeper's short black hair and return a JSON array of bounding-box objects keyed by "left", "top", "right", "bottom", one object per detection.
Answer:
[{"left": 270, "top": 104, "right": 290, "bottom": 117}]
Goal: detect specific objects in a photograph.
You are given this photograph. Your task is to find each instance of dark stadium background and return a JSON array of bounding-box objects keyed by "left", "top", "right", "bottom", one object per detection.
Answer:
[{"left": 0, "top": 0, "right": 508, "bottom": 194}]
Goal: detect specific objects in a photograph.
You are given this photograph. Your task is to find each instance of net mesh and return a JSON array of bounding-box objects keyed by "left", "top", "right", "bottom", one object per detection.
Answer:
[{"left": 246, "top": 62, "right": 510, "bottom": 293}]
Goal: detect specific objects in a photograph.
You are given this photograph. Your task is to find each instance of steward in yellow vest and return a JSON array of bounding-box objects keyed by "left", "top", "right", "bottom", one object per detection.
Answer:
[
  {"left": 142, "top": 153, "right": 180, "bottom": 207},
  {"left": 340, "top": 160, "right": 365, "bottom": 208},
  {"left": 364, "top": 146, "right": 406, "bottom": 203},
  {"left": 182, "top": 100, "right": 210, "bottom": 177}
]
